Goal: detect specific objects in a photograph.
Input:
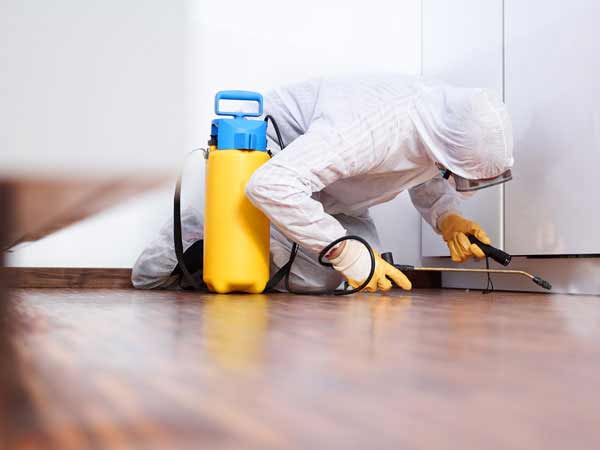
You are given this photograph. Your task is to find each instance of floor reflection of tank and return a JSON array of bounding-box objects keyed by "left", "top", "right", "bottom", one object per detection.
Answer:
[{"left": 203, "top": 295, "right": 269, "bottom": 370}]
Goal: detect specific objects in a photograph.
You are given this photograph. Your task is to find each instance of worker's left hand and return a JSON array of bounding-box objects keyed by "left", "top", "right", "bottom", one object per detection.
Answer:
[
  {"left": 329, "top": 240, "right": 412, "bottom": 292},
  {"left": 438, "top": 213, "right": 491, "bottom": 263}
]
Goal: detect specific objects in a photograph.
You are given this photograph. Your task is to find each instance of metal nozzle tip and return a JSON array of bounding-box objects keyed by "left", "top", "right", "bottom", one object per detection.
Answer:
[{"left": 533, "top": 276, "right": 552, "bottom": 290}]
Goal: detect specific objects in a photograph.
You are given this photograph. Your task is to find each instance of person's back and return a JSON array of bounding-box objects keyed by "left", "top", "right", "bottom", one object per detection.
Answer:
[{"left": 264, "top": 74, "right": 423, "bottom": 145}]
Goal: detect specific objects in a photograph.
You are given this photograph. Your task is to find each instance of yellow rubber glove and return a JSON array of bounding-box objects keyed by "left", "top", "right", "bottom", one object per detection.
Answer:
[
  {"left": 329, "top": 240, "right": 412, "bottom": 292},
  {"left": 438, "top": 213, "right": 491, "bottom": 263}
]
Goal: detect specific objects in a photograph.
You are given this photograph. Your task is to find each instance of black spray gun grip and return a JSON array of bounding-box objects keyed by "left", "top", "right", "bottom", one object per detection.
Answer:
[
  {"left": 381, "top": 238, "right": 511, "bottom": 268},
  {"left": 468, "top": 236, "right": 512, "bottom": 266}
]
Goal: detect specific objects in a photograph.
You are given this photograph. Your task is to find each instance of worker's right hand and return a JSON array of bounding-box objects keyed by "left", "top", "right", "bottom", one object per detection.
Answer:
[
  {"left": 438, "top": 213, "right": 491, "bottom": 263},
  {"left": 328, "top": 240, "right": 412, "bottom": 292}
]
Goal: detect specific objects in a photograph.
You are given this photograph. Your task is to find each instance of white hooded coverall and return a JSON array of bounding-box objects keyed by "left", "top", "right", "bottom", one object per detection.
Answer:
[{"left": 132, "top": 74, "right": 514, "bottom": 291}]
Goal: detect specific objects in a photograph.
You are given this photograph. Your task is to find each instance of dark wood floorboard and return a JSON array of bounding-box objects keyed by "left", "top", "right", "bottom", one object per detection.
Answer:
[
  {"left": 2, "top": 268, "right": 133, "bottom": 288},
  {"left": 1, "top": 288, "right": 599, "bottom": 450},
  {"left": 1, "top": 268, "right": 439, "bottom": 289}
]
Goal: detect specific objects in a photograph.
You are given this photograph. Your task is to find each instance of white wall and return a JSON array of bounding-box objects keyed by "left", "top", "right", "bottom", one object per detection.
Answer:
[
  {"left": 0, "top": 0, "right": 186, "bottom": 177},
  {"left": 187, "top": 0, "right": 423, "bottom": 264},
  {"left": 187, "top": 0, "right": 421, "bottom": 143},
  {"left": 6, "top": 0, "right": 424, "bottom": 268}
]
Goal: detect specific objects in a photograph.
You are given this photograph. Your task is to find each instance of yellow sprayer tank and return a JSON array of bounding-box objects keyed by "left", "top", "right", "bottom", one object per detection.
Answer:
[{"left": 203, "top": 91, "right": 270, "bottom": 294}]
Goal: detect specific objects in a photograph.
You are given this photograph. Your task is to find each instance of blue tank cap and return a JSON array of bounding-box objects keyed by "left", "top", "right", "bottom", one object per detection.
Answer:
[{"left": 211, "top": 90, "right": 267, "bottom": 151}]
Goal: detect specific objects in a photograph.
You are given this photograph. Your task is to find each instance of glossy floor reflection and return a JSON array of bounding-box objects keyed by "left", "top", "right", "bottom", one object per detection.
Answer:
[{"left": 2, "top": 289, "right": 600, "bottom": 450}]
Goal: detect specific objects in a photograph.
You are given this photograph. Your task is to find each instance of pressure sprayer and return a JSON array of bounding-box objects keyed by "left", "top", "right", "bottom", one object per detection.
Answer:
[
  {"left": 202, "top": 91, "right": 271, "bottom": 293},
  {"left": 174, "top": 90, "right": 551, "bottom": 295}
]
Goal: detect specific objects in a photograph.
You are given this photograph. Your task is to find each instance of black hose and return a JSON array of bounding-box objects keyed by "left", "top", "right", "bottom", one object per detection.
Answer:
[
  {"left": 482, "top": 256, "right": 494, "bottom": 294},
  {"left": 264, "top": 115, "right": 284, "bottom": 153},
  {"left": 279, "top": 235, "right": 376, "bottom": 296}
]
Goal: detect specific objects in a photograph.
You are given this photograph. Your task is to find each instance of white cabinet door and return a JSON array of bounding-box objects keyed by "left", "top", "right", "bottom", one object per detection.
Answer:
[
  {"left": 505, "top": 0, "right": 600, "bottom": 255},
  {"left": 421, "top": 0, "right": 505, "bottom": 256}
]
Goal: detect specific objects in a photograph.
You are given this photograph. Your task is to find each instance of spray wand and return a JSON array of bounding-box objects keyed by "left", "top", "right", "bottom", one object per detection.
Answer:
[{"left": 381, "top": 236, "right": 552, "bottom": 291}]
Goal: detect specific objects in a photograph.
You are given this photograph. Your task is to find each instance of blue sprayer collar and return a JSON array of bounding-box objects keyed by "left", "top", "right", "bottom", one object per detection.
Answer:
[{"left": 211, "top": 90, "right": 268, "bottom": 151}]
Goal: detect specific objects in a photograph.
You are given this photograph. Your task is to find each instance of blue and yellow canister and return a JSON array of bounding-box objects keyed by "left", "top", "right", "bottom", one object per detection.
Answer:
[{"left": 203, "top": 91, "right": 270, "bottom": 293}]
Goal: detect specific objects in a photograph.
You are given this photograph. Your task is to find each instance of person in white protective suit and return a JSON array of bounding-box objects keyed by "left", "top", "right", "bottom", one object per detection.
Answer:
[{"left": 132, "top": 74, "right": 514, "bottom": 292}]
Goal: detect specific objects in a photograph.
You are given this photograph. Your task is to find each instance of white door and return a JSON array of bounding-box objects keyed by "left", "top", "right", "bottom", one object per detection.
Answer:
[
  {"left": 421, "top": 0, "right": 505, "bottom": 256},
  {"left": 505, "top": 0, "right": 600, "bottom": 255}
]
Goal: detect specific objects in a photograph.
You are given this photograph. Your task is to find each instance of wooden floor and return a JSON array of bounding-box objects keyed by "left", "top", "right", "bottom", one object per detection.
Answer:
[{"left": 1, "top": 288, "right": 599, "bottom": 450}]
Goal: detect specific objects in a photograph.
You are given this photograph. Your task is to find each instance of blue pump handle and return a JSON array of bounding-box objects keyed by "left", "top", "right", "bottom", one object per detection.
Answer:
[{"left": 215, "top": 90, "right": 263, "bottom": 118}]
